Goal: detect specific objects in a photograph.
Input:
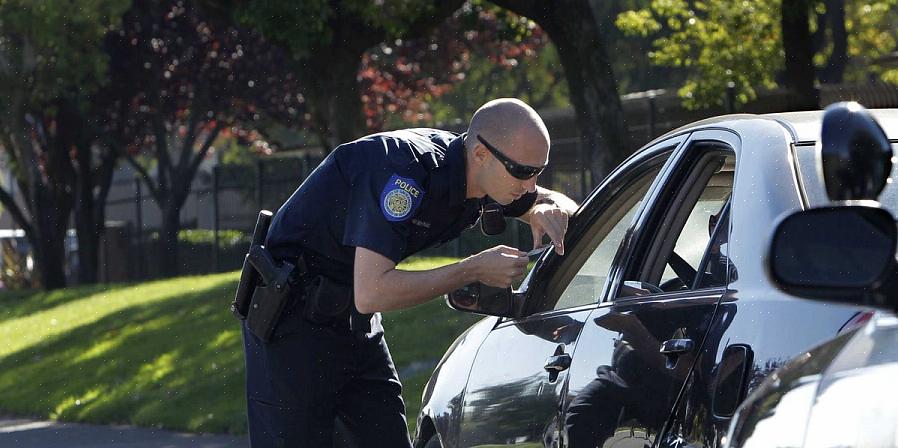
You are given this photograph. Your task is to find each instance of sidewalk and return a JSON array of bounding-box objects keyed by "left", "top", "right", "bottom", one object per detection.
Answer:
[{"left": 0, "top": 416, "right": 246, "bottom": 448}]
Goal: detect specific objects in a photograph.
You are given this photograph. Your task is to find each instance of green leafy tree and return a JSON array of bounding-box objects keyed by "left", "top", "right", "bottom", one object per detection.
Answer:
[
  {"left": 616, "top": 0, "right": 782, "bottom": 109},
  {"left": 616, "top": 0, "right": 898, "bottom": 109},
  {"left": 0, "top": 0, "right": 129, "bottom": 289}
]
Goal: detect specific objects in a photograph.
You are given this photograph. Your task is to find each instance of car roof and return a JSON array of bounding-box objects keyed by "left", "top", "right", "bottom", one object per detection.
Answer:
[
  {"left": 648, "top": 108, "right": 898, "bottom": 147},
  {"left": 767, "top": 109, "right": 898, "bottom": 143}
]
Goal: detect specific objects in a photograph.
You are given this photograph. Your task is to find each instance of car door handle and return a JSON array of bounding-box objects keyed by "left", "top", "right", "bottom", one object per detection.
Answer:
[
  {"left": 544, "top": 353, "right": 572, "bottom": 372},
  {"left": 659, "top": 338, "right": 694, "bottom": 355}
]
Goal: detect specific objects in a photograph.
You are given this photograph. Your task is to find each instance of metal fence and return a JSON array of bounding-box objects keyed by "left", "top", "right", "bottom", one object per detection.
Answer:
[
  {"left": 98, "top": 152, "right": 538, "bottom": 282},
  {"left": 8, "top": 81, "right": 898, "bottom": 284}
]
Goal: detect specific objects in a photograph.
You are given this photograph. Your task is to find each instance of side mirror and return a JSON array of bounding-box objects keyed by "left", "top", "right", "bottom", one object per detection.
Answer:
[
  {"left": 820, "top": 102, "right": 893, "bottom": 200},
  {"left": 768, "top": 206, "right": 898, "bottom": 311},
  {"left": 446, "top": 283, "right": 520, "bottom": 318}
]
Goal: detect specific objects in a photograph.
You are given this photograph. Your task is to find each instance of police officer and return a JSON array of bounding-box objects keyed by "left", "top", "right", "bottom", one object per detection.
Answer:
[{"left": 243, "top": 98, "right": 578, "bottom": 447}]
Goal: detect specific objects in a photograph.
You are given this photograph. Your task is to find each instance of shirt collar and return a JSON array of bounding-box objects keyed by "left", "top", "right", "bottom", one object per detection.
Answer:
[{"left": 446, "top": 133, "right": 471, "bottom": 209}]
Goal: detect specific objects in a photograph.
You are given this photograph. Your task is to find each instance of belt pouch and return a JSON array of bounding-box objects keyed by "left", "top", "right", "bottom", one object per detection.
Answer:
[
  {"left": 247, "top": 283, "right": 292, "bottom": 342},
  {"left": 303, "top": 274, "right": 352, "bottom": 324}
]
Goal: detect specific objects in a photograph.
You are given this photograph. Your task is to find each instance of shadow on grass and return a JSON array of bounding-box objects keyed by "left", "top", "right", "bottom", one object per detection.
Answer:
[
  {"left": 0, "top": 284, "right": 117, "bottom": 324},
  {"left": 0, "top": 267, "right": 483, "bottom": 436},
  {"left": 0, "top": 279, "right": 247, "bottom": 434}
]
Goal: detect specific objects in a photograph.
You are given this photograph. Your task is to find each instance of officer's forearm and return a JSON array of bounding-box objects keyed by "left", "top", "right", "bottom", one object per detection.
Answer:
[{"left": 354, "top": 247, "right": 479, "bottom": 314}]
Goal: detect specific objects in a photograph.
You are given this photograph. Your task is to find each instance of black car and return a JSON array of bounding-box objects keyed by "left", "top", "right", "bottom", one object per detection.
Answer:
[
  {"left": 724, "top": 103, "right": 898, "bottom": 448},
  {"left": 413, "top": 109, "right": 898, "bottom": 448}
]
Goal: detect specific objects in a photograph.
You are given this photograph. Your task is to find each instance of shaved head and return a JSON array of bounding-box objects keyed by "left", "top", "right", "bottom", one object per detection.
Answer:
[
  {"left": 465, "top": 98, "right": 550, "bottom": 162},
  {"left": 462, "top": 98, "right": 550, "bottom": 203}
]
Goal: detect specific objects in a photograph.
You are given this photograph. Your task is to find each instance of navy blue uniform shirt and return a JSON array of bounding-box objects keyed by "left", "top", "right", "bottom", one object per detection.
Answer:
[{"left": 265, "top": 128, "right": 537, "bottom": 279}]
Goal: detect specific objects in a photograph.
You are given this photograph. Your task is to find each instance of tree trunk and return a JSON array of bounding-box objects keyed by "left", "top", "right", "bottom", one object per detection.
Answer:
[
  {"left": 304, "top": 47, "right": 367, "bottom": 150},
  {"left": 781, "top": 0, "right": 819, "bottom": 109},
  {"left": 2, "top": 106, "right": 75, "bottom": 290},
  {"left": 71, "top": 112, "right": 100, "bottom": 284},
  {"left": 491, "top": 0, "right": 632, "bottom": 184},
  {"left": 160, "top": 203, "right": 181, "bottom": 278},
  {"left": 299, "top": 0, "right": 464, "bottom": 150},
  {"left": 820, "top": 0, "right": 847, "bottom": 83},
  {"left": 33, "top": 211, "right": 68, "bottom": 290},
  {"left": 74, "top": 188, "right": 99, "bottom": 284}
]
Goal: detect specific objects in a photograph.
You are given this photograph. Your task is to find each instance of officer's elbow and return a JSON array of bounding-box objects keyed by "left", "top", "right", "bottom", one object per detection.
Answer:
[{"left": 354, "top": 288, "right": 379, "bottom": 314}]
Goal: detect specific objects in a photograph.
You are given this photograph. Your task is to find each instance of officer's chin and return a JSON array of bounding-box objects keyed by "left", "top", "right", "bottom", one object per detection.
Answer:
[{"left": 495, "top": 196, "right": 514, "bottom": 206}]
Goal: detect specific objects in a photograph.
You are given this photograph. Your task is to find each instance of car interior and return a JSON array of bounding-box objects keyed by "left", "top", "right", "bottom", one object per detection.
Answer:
[
  {"left": 539, "top": 152, "right": 674, "bottom": 312},
  {"left": 527, "top": 143, "right": 736, "bottom": 314},
  {"left": 621, "top": 147, "right": 735, "bottom": 297}
]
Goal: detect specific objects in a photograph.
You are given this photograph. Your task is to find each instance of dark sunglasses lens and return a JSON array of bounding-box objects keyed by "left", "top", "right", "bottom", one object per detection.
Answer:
[{"left": 510, "top": 164, "right": 542, "bottom": 180}]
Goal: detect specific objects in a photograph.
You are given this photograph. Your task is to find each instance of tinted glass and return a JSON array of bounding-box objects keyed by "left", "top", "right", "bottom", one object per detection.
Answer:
[
  {"left": 796, "top": 143, "right": 898, "bottom": 214},
  {"left": 659, "top": 174, "right": 732, "bottom": 287},
  {"left": 555, "top": 197, "right": 642, "bottom": 310},
  {"left": 551, "top": 156, "right": 671, "bottom": 310},
  {"left": 619, "top": 148, "right": 735, "bottom": 296},
  {"left": 695, "top": 203, "right": 731, "bottom": 289}
]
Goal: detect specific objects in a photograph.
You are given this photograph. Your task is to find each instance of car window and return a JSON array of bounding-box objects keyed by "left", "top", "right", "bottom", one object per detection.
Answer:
[
  {"left": 549, "top": 159, "right": 670, "bottom": 311},
  {"left": 619, "top": 146, "right": 735, "bottom": 297},
  {"left": 795, "top": 143, "right": 898, "bottom": 215},
  {"left": 554, "top": 194, "right": 643, "bottom": 310},
  {"left": 658, "top": 180, "right": 731, "bottom": 286},
  {"left": 694, "top": 201, "right": 731, "bottom": 289}
]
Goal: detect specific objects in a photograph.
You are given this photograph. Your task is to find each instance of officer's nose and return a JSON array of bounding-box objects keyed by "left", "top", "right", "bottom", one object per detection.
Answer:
[{"left": 523, "top": 175, "right": 538, "bottom": 192}]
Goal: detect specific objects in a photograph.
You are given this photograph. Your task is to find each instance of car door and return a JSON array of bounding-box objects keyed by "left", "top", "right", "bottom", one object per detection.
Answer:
[
  {"left": 454, "top": 137, "right": 686, "bottom": 448},
  {"left": 660, "top": 138, "right": 892, "bottom": 448},
  {"left": 560, "top": 130, "right": 738, "bottom": 448}
]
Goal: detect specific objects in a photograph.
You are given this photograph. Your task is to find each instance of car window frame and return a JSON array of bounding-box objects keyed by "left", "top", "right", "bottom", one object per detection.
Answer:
[
  {"left": 606, "top": 129, "right": 741, "bottom": 303},
  {"left": 512, "top": 133, "right": 692, "bottom": 319}
]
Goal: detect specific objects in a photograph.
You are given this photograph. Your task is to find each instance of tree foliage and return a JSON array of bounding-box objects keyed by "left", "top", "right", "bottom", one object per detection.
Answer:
[
  {"left": 616, "top": 0, "right": 782, "bottom": 108},
  {"left": 0, "top": 0, "right": 130, "bottom": 288},
  {"left": 616, "top": 0, "right": 898, "bottom": 109},
  {"left": 359, "top": 3, "right": 567, "bottom": 130},
  {"left": 105, "top": 0, "right": 305, "bottom": 277},
  {"left": 226, "top": 0, "right": 465, "bottom": 147}
]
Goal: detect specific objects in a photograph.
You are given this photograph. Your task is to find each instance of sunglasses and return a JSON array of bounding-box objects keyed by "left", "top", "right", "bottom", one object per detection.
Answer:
[{"left": 476, "top": 135, "right": 546, "bottom": 180}]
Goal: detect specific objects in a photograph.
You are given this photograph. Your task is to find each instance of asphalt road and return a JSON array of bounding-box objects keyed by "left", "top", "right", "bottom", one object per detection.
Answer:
[{"left": 0, "top": 416, "right": 246, "bottom": 448}]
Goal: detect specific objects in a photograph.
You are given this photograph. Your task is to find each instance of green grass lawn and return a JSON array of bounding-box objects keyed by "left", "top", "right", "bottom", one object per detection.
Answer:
[{"left": 0, "top": 257, "right": 479, "bottom": 435}]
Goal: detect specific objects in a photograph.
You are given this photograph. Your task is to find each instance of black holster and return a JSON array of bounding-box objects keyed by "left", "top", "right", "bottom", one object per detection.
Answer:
[
  {"left": 232, "top": 210, "right": 274, "bottom": 320},
  {"left": 246, "top": 281, "right": 295, "bottom": 343}
]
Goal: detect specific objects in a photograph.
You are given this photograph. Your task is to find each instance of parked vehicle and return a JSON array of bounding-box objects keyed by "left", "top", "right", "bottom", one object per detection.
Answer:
[
  {"left": 413, "top": 108, "right": 898, "bottom": 448},
  {"left": 723, "top": 103, "right": 898, "bottom": 448}
]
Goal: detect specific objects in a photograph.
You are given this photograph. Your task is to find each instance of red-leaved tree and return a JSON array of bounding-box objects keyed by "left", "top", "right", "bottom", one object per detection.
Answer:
[
  {"left": 358, "top": 5, "right": 552, "bottom": 131},
  {"left": 103, "top": 0, "right": 307, "bottom": 277}
]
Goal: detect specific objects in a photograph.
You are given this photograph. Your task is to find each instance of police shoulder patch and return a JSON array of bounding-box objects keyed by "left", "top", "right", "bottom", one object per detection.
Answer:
[{"left": 380, "top": 174, "right": 425, "bottom": 222}]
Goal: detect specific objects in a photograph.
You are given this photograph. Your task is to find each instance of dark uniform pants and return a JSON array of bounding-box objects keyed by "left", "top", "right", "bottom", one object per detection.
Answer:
[{"left": 242, "top": 297, "right": 412, "bottom": 448}]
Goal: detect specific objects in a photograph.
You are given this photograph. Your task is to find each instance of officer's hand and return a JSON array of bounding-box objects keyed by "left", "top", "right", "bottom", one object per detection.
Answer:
[
  {"left": 470, "top": 245, "right": 529, "bottom": 288},
  {"left": 529, "top": 204, "right": 569, "bottom": 255}
]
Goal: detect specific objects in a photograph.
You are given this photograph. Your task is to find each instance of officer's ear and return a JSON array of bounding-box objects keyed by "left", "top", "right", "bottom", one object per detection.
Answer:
[{"left": 471, "top": 142, "right": 490, "bottom": 165}]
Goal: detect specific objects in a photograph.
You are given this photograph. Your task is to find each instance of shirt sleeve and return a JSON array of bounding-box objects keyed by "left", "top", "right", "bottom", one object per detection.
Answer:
[
  {"left": 501, "top": 190, "right": 538, "bottom": 217},
  {"left": 342, "top": 155, "right": 426, "bottom": 264}
]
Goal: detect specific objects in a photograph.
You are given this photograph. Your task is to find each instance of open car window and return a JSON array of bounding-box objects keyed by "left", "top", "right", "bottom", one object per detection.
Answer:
[
  {"left": 540, "top": 150, "right": 675, "bottom": 312},
  {"left": 618, "top": 144, "right": 736, "bottom": 298}
]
